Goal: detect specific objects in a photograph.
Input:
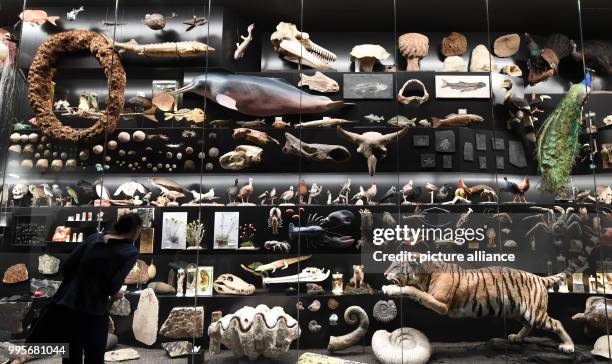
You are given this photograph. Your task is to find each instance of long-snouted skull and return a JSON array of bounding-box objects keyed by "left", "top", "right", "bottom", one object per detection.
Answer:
[
  {"left": 271, "top": 22, "right": 336, "bottom": 69},
  {"left": 219, "top": 145, "right": 263, "bottom": 171},
  {"left": 337, "top": 126, "right": 409, "bottom": 176}
]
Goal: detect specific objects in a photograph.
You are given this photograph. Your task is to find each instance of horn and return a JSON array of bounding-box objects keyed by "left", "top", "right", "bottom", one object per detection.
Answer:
[
  {"left": 378, "top": 126, "right": 410, "bottom": 145},
  {"left": 337, "top": 126, "right": 365, "bottom": 143},
  {"left": 367, "top": 155, "right": 377, "bottom": 176}
]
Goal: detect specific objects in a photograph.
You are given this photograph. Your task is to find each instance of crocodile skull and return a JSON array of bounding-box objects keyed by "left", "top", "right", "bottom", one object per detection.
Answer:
[
  {"left": 213, "top": 274, "right": 255, "bottom": 295},
  {"left": 219, "top": 145, "right": 263, "bottom": 171},
  {"left": 270, "top": 22, "right": 336, "bottom": 69}
]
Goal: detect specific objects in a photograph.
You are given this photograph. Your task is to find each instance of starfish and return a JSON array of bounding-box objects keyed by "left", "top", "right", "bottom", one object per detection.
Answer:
[{"left": 183, "top": 15, "right": 207, "bottom": 32}]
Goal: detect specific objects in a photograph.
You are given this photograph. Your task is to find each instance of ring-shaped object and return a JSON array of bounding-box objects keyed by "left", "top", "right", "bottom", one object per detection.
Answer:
[
  {"left": 28, "top": 30, "right": 126, "bottom": 142},
  {"left": 397, "top": 78, "right": 429, "bottom": 105}
]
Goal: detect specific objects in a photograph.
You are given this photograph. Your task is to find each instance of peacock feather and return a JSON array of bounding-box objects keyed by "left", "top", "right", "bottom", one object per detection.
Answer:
[{"left": 536, "top": 81, "right": 589, "bottom": 193}]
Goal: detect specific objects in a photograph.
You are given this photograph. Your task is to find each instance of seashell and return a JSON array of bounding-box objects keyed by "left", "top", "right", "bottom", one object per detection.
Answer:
[
  {"left": 296, "top": 302, "right": 304, "bottom": 311},
  {"left": 22, "top": 144, "right": 34, "bottom": 155},
  {"left": 470, "top": 44, "right": 497, "bottom": 72},
  {"left": 65, "top": 159, "right": 77, "bottom": 171},
  {"left": 43, "top": 150, "right": 51, "bottom": 158},
  {"left": 93, "top": 145, "right": 104, "bottom": 155},
  {"left": 208, "top": 305, "right": 300, "bottom": 360},
  {"left": 118, "top": 150, "right": 126, "bottom": 157},
  {"left": 308, "top": 320, "right": 322, "bottom": 333},
  {"left": 36, "top": 159, "right": 49, "bottom": 172},
  {"left": 107, "top": 140, "right": 118, "bottom": 150},
  {"left": 36, "top": 144, "right": 44, "bottom": 152},
  {"left": 79, "top": 150, "right": 90, "bottom": 161},
  {"left": 176, "top": 153, "right": 183, "bottom": 160},
  {"left": 372, "top": 327, "right": 431, "bottom": 364},
  {"left": 144, "top": 13, "right": 166, "bottom": 30},
  {"left": 50, "top": 159, "right": 63, "bottom": 172},
  {"left": 208, "top": 147, "right": 219, "bottom": 158},
  {"left": 183, "top": 160, "right": 195, "bottom": 171},
  {"left": 208, "top": 132, "right": 216, "bottom": 139},
  {"left": 133, "top": 130, "right": 146, "bottom": 142},
  {"left": 185, "top": 147, "right": 194, "bottom": 155},
  {"left": 442, "top": 56, "right": 467, "bottom": 72},
  {"left": 60, "top": 152, "right": 68, "bottom": 160},
  {"left": 152, "top": 91, "right": 174, "bottom": 112},
  {"left": 504, "top": 240, "right": 518, "bottom": 248},
  {"left": 327, "top": 298, "right": 339, "bottom": 310},
  {"left": 28, "top": 133, "right": 39, "bottom": 143},
  {"left": 9, "top": 133, "right": 20, "bottom": 143},
  {"left": 41, "top": 136, "right": 48, "bottom": 143},
  {"left": 493, "top": 33, "right": 520, "bottom": 58},
  {"left": 373, "top": 300, "right": 397, "bottom": 323},
  {"left": 329, "top": 313, "right": 338, "bottom": 325},
  {"left": 118, "top": 132, "right": 131, "bottom": 143},
  {"left": 441, "top": 32, "right": 468, "bottom": 57},
  {"left": 205, "top": 163, "right": 213, "bottom": 171},
  {"left": 308, "top": 300, "right": 321, "bottom": 312},
  {"left": 8, "top": 144, "right": 21, "bottom": 154},
  {"left": 20, "top": 159, "right": 33, "bottom": 169},
  {"left": 501, "top": 64, "right": 523, "bottom": 77},
  {"left": 147, "top": 260, "right": 156, "bottom": 279},
  {"left": 165, "top": 151, "right": 173, "bottom": 159},
  {"left": 398, "top": 33, "right": 429, "bottom": 71},
  {"left": 19, "top": 134, "right": 28, "bottom": 143}
]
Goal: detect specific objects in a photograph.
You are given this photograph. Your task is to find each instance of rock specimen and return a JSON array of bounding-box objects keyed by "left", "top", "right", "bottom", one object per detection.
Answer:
[
  {"left": 159, "top": 306, "right": 204, "bottom": 338},
  {"left": 493, "top": 33, "right": 520, "bottom": 57},
  {"left": 208, "top": 304, "right": 300, "bottom": 360},
  {"left": 372, "top": 327, "right": 431, "bottom": 364},
  {"left": 298, "top": 72, "right": 339, "bottom": 93},
  {"left": 0, "top": 301, "right": 31, "bottom": 334},
  {"left": 147, "top": 281, "right": 176, "bottom": 295},
  {"left": 441, "top": 32, "right": 468, "bottom": 57},
  {"left": 30, "top": 279, "right": 60, "bottom": 297},
  {"left": 373, "top": 300, "right": 397, "bottom": 323},
  {"left": 572, "top": 296, "right": 612, "bottom": 337},
  {"left": 3, "top": 264, "right": 28, "bottom": 284},
  {"left": 398, "top": 33, "right": 429, "bottom": 70},
  {"left": 109, "top": 296, "right": 131, "bottom": 316},
  {"left": 328, "top": 306, "right": 369, "bottom": 352},
  {"left": 132, "top": 288, "right": 159, "bottom": 345},
  {"left": 298, "top": 352, "right": 366, "bottom": 364},
  {"left": 442, "top": 56, "right": 467, "bottom": 72},
  {"left": 104, "top": 348, "right": 140, "bottom": 362},
  {"left": 350, "top": 44, "right": 390, "bottom": 72},
  {"left": 106, "top": 333, "right": 118, "bottom": 350},
  {"left": 124, "top": 259, "right": 150, "bottom": 284},
  {"left": 37, "top": 254, "right": 60, "bottom": 275},
  {"left": 162, "top": 341, "right": 193, "bottom": 358},
  {"left": 469, "top": 44, "right": 496, "bottom": 72}
]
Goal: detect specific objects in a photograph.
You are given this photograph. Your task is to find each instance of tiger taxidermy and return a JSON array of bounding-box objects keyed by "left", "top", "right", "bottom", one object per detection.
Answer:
[{"left": 382, "top": 253, "right": 574, "bottom": 353}]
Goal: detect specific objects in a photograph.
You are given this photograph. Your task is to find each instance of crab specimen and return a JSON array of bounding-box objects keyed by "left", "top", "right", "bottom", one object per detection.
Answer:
[
  {"left": 270, "top": 22, "right": 336, "bottom": 69},
  {"left": 288, "top": 210, "right": 355, "bottom": 248},
  {"left": 522, "top": 206, "right": 584, "bottom": 246}
]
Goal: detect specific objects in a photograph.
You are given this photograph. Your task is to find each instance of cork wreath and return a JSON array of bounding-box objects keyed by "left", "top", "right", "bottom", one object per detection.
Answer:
[{"left": 28, "top": 30, "right": 126, "bottom": 142}]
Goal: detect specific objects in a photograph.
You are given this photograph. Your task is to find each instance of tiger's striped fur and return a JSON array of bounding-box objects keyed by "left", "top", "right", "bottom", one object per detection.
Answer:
[{"left": 383, "top": 257, "right": 575, "bottom": 353}]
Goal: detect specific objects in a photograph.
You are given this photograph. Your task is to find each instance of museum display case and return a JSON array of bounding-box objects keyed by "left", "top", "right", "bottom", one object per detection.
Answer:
[{"left": 0, "top": 0, "right": 610, "bottom": 362}]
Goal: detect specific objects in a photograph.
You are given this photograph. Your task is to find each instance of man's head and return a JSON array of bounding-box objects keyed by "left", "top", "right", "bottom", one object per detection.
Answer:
[{"left": 114, "top": 212, "right": 143, "bottom": 242}]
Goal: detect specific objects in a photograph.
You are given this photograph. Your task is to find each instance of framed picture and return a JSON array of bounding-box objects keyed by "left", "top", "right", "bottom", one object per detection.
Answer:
[
  {"left": 435, "top": 75, "right": 490, "bottom": 99},
  {"left": 139, "top": 227, "right": 155, "bottom": 254},
  {"left": 343, "top": 74, "right": 393, "bottom": 99},
  {"left": 161, "top": 212, "right": 187, "bottom": 250},
  {"left": 196, "top": 266, "right": 214, "bottom": 296},
  {"left": 152, "top": 80, "right": 179, "bottom": 112},
  {"left": 213, "top": 212, "right": 239, "bottom": 249}
]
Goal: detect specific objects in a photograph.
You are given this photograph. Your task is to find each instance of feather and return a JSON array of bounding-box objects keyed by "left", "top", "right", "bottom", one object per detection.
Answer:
[{"left": 536, "top": 83, "right": 587, "bottom": 193}]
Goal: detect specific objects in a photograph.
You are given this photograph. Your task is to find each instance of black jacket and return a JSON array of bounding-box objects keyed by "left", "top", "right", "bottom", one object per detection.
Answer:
[{"left": 52, "top": 232, "right": 138, "bottom": 316}]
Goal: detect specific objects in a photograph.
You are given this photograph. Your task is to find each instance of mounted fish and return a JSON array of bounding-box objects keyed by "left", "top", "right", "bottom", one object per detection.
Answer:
[
  {"left": 337, "top": 126, "right": 409, "bottom": 176},
  {"left": 20, "top": 10, "right": 60, "bottom": 26},
  {"left": 524, "top": 33, "right": 572, "bottom": 86},
  {"left": 232, "top": 128, "right": 279, "bottom": 146},
  {"left": 170, "top": 73, "right": 347, "bottom": 117},
  {"left": 102, "top": 35, "right": 214, "bottom": 57},
  {"left": 431, "top": 114, "right": 483, "bottom": 128},
  {"left": 536, "top": 76, "right": 590, "bottom": 193},
  {"left": 282, "top": 133, "right": 351, "bottom": 163},
  {"left": 294, "top": 117, "right": 353, "bottom": 128},
  {"left": 270, "top": 22, "right": 336, "bottom": 69},
  {"left": 298, "top": 72, "right": 339, "bottom": 93},
  {"left": 234, "top": 23, "right": 254, "bottom": 60}
]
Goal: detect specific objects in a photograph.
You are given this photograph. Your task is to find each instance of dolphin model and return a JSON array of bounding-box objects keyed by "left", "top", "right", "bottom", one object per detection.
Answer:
[{"left": 171, "top": 73, "right": 347, "bottom": 117}]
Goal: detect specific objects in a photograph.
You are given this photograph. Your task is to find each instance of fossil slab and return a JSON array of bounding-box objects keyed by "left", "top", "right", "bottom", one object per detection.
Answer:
[
  {"left": 159, "top": 306, "right": 204, "bottom": 338},
  {"left": 38, "top": 254, "right": 60, "bottom": 275},
  {"left": 162, "top": 341, "right": 193, "bottom": 358},
  {"left": 109, "top": 296, "right": 131, "bottom": 316},
  {"left": 104, "top": 348, "right": 140, "bottom": 362},
  {"left": 435, "top": 130, "right": 456, "bottom": 152},
  {"left": 3, "top": 264, "right": 28, "bottom": 284},
  {"left": 464, "top": 142, "right": 474, "bottom": 161},
  {"left": 508, "top": 140, "right": 527, "bottom": 168},
  {"left": 343, "top": 74, "right": 393, "bottom": 99},
  {"left": 496, "top": 155, "right": 505, "bottom": 169},
  {"left": 475, "top": 134, "right": 487, "bottom": 151},
  {"left": 132, "top": 288, "right": 159, "bottom": 345},
  {"left": 421, "top": 154, "right": 435, "bottom": 168}
]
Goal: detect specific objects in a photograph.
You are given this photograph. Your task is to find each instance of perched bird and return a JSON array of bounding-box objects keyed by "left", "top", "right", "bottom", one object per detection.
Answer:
[
  {"left": 269, "top": 187, "right": 277, "bottom": 205},
  {"left": 307, "top": 183, "right": 323, "bottom": 204},
  {"left": 149, "top": 177, "right": 186, "bottom": 195},
  {"left": 379, "top": 185, "right": 397, "bottom": 204},
  {"left": 326, "top": 190, "right": 332, "bottom": 205},
  {"left": 76, "top": 180, "right": 95, "bottom": 204},
  {"left": 226, "top": 178, "right": 239, "bottom": 203},
  {"left": 298, "top": 179, "right": 308, "bottom": 204},
  {"left": 93, "top": 180, "right": 110, "bottom": 200},
  {"left": 189, "top": 188, "right": 218, "bottom": 203},
  {"left": 239, "top": 177, "right": 254, "bottom": 203},
  {"left": 364, "top": 183, "right": 377, "bottom": 204},
  {"left": 42, "top": 183, "right": 54, "bottom": 205},
  {"left": 257, "top": 190, "right": 271, "bottom": 205},
  {"left": 352, "top": 186, "right": 366, "bottom": 203},
  {"left": 51, "top": 184, "right": 64, "bottom": 205},
  {"left": 500, "top": 176, "right": 530, "bottom": 203},
  {"left": 114, "top": 181, "right": 147, "bottom": 197},
  {"left": 401, "top": 180, "right": 421, "bottom": 204},
  {"left": 66, "top": 186, "right": 79, "bottom": 205},
  {"left": 279, "top": 186, "right": 294, "bottom": 204},
  {"left": 28, "top": 185, "right": 46, "bottom": 206}
]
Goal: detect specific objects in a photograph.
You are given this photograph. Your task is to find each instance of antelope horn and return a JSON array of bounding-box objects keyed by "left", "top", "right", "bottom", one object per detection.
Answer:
[
  {"left": 337, "top": 126, "right": 366, "bottom": 144},
  {"left": 377, "top": 125, "right": 410, "bottom": 145}
]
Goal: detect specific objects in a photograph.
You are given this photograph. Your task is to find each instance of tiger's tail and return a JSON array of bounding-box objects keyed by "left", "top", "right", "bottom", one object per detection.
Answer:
[{"left": 539, "top": 273, "right": 567, "bottom": 288}]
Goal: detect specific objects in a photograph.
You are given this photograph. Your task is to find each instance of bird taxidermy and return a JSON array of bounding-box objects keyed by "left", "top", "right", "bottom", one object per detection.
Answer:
[{"left": 572, "top": 40, "right": 612, "bottom": 75}]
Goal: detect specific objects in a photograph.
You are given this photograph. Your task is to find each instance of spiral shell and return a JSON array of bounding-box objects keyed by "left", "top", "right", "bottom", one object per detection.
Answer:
[
  {"left": 372, "top": 327, "right": 431, "bottom": 364},
  {"left": 373, "top": 300, "right": 397, "bottom": 323}
]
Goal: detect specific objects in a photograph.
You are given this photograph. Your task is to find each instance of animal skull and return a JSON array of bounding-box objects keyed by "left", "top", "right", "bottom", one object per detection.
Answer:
[
  {"left": 270, "top": 22, "right": 336, "bottom": 69},
  {"left": 219, "top": 145, "right": 263, "bottom": 170},
  {"left": 12, "top": 184, "right": 28, "bottom": 199},
  {"left": 283, "top": 132, "right": 351, "bottom": 163},
  {"left": 213, "top": 274, "right": 255, "bottom": 295},
  {"left": 337, "top": 126, "right": 409, "bottom": 176}
]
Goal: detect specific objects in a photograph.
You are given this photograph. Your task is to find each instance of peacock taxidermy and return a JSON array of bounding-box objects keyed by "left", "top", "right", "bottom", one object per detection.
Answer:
[{"left": 536, "top": 74, "right": 590, "bottom": 193}]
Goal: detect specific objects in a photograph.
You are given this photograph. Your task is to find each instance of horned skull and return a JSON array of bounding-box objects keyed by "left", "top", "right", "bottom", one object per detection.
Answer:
[
  {"left": 270, "top": 22, "right": 336, "bottom": 69},
  {"left": 337, "top": 126, "right": 409, "bottom": 176},
  {"left": 219, "top": 145, "right": 263, "bottom": 171},
  {"left": 213, "top": 274, "right": 255, "bottom": 295}
]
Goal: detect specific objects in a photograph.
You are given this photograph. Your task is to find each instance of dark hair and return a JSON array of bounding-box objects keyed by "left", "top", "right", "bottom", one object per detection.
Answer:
[{"left": 113, "top": 212, "right": 142, "bottom": 235}]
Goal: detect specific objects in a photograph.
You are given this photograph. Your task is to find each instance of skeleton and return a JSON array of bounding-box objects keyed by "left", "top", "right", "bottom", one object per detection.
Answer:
[
  {"left": 213, "top": 274, "right": 255, "bottom": 295},
  {"left": 264, "top": 240, "right": 291, "bottom": 253},
  {"left": 262, "top": 267, "right": 330, "bottom": 285},
  {"left": 267, "top": 207, "right": 283, "bottom": 235},
  {"left": 270, "top": 22, "right": 336, "bottom": 69}
]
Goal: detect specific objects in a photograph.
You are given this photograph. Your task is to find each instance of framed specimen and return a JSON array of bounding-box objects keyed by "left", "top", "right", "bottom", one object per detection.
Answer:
[
  {"left": 435, "top": 75, "right": 490, "bottom": 99},
  {"left": 139, "top": 228, "right": 155, "bottom": 254},
  {"left": 213, "top": 211, "right": 239, "bottom": 249},
  {"left": 161, "top": 212, "right": 187, "bottom": 250},
  {"left": 343, "top": 73, "right": 393, "bottom": 99},
  {"left": 196, "top": 266, "right": 214, "bottom": 296}
]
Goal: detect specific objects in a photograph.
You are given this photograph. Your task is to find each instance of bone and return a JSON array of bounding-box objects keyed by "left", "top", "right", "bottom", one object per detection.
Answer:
[{"left": 282, "top": 132, "right": 351, "bottom": 163}]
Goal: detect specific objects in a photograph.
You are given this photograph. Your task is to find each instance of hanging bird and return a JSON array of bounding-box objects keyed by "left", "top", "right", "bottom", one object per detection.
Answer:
[
  {"left": 379, "top": 185, "right": 397, "bottom": 204},
  {"left": 238, "top": 177, "right": 254, "bottom": 203},
  {"left": 500, "top": 176, "right": 530, "bottom": 203},
  {"left": 536, "top": 75, "right": 590, "bottom": 193},
  {"left": 226, "top": 178, "right": 239, "bottom": 203},
  {"left": 279, "top": 186, "right": 294, "bottom": 204},
  {"left": 66, "top": 186, "right": 79, "bottom": 205}
]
